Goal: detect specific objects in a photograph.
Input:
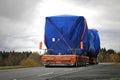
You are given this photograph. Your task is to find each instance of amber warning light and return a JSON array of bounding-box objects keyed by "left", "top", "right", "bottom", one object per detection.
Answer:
[{"left": 39, "top": 42, "right": 42, "bottom": 49}]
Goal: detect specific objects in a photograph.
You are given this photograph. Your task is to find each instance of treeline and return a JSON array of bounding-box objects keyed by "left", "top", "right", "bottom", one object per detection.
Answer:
[
  {"left": 0, "top": 48, "right": 120, "bottom": 67},
  {"left": 98, "top": 48, "right": 120, "bottom": 62},
  {"left": 0, "top": 51, "right": 42, "bottom": 67}
]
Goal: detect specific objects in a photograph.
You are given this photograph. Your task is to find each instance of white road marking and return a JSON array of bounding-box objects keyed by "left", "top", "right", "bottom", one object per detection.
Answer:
[{"left": 38, "top": 72, "right": 54, "bottom": 76}]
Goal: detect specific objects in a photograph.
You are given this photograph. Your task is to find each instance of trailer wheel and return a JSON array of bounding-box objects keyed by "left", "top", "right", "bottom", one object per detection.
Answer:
[
  {"left": 78, "top": 61, "right": 80, "bottom": 67},
  {"left": 83, "top": 60, "right": 87, "bottom": 66},
  {"left": 96, "top": 62, "right": 99, "bottom": 64},
  {"left": 82, "top": 59, "right": 85, "bottom": 66},
  {"left": 74, "top": 61, "right": 78, "bottom": 67},
  {"left": 79, "top": 59, "right": 83, "bottom": 67},
  {"left": 45, "top": 65, "right": 50, "bottom": 67}
]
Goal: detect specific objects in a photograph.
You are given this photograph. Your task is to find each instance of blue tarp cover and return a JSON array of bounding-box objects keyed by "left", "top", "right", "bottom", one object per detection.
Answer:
[
  {"left": 44, "top": 15, "right": 89, "bottom": 55},
  {"left": 88, "top": 29, "right": 100, "bottom": 58}
]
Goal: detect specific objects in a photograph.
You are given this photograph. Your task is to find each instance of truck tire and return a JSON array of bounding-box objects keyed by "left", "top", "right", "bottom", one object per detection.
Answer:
[{"left": 83, "top": 60, "right": 87, "bottom": 66}]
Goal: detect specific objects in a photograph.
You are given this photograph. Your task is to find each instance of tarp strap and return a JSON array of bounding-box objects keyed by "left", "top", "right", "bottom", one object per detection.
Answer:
[
  {"left": 47, "top": 18, "right": 72, "bottom": 50},
  {"left": 81, "top": 18, "right": 87, "bottom": 41},
  {"left": 80, "top": 18, "right": 87, "bottom": 49}
]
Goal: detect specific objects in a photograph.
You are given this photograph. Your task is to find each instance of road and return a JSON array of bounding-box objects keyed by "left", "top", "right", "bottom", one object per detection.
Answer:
[{"left": 0, "top": 63, "right": 120, "bottom": 80}]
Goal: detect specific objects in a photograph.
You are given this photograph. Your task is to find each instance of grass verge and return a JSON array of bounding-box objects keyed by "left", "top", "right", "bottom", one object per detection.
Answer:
[
  {"left": 112, "top": 63, "right": 120, "bottom": 66},
  {"left": 103, "top": 78, "right": 120, "bottom": 80},
  {"left": 0, "top": 66, "right": 28, "bottom": 70},
  {"left": 0, "top": 65, "right": 42, "bottom": 70},
  {"left": 110, "top": 78, "right": 120, "bottom": 80}
]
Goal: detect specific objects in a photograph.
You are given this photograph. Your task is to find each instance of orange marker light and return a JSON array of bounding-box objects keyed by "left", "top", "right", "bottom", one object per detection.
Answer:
[
  {"left": 80, "top": 41, "right": 84, "bottom": 49},
  {"left": 39, "top": 42, "right": 42, "bottom": 49}
]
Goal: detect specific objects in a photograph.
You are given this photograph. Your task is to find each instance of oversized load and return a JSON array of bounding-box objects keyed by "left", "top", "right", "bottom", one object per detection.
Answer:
[
  {"left": 44, "top": 15, "right": 89, "bottom": 55},
  {"left": 41, "top": 15, "right": 100, "bottom": 66},
  {"left": 88, "top": 29, "right": 100, "bottom": 58}
]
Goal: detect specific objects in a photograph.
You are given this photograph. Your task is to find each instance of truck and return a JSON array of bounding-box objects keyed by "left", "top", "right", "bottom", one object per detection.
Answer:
[{"left": 41, "top": 15, "right": 100, "bottom": 67}]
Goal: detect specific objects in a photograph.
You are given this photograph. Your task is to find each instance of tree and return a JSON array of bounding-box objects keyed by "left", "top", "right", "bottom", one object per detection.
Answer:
[
  {"left": 20, "top": 52, "right": 41, "bottom": 67},
  {"left": 0, "top": 51, "right": 3, "bottom": 66},
  {"left": 107, "top": 49, "right": 115, "bottom": 54},
  {"left": 100, "top": 48, "right": 107, "bottom": 54}
]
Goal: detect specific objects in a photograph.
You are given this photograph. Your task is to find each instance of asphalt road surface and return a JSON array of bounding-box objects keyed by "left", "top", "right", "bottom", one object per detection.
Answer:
[{"left": 0, "top": 63, "right": 120, "bottom": 80}]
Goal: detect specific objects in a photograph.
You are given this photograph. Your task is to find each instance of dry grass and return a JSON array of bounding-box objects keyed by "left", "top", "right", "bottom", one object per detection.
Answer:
[
  {"left": 103, "top": 78, "right": 120, "bottom": 80},
  {"left": 110, "top": 78, "right": 120, "bottom": 80},
  {"left": 19, "top": 52, "right": 42, "bottom": 67},
  {"left": 112, "top": 63, "right": 120, "bottom": 66},
  {"left": 0, "top": 66, "right": 27, "bottom": 70},
  {"left": 20, "top": 58, "right": 39, "bottom": 67}
]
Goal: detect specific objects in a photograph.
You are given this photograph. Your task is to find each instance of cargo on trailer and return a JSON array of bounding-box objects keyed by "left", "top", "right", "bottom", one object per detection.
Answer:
[
  {"left": 41, "top": 15, "right": 100, "bottom": 66},
  {"left": 88, "top": 29, "right": 100, "bottom": 58},
  {"left": 44, "top": 15, "right": 89, "bottom": 55}
]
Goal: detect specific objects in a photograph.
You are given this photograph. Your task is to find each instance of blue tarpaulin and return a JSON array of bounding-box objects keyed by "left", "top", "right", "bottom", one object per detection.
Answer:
[
  {"left": 44, "top": 15, "right": 89, "bottom": 55},
  {"left": 88, "top": 29, "right": 100, "bottom": 58}
]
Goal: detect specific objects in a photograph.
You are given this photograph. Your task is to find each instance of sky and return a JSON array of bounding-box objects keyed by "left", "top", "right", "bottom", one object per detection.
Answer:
[{"left": 0, "top": 0, "right": 120, "bottom": 52}]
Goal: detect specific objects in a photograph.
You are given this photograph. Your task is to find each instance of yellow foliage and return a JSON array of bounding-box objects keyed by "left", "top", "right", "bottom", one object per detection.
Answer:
[
  {"left": 19, "top": 52, "right": 41, "bottom": 67},
  {"left": 98, "top": 53, "right": 120, "bottom": 62},
  {"left": 20, "top": 58, "right": 38, "bottom": 67}
]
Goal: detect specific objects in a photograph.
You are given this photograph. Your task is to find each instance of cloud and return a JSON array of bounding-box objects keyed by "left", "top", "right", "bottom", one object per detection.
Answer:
[
  {"left": 100, "top": 29, "right": 120, "bottom": 50},
  {"left": 0, "top": 16, "right": 42, "bottom": 51},
  {"left": 39, "top": 0, "right": 120, "bottom": 51},
  {"left": 0, "top": 0, "right": 40, "bottom": 21},
  {"left": 0, "top": 0, "right": 120, "bottom": 52},
  {"left": 65, "top": 0, "right": 120, "bottom": 27},
  {"left": 0, "top": 0, "right": 43, "bottom": 51}
]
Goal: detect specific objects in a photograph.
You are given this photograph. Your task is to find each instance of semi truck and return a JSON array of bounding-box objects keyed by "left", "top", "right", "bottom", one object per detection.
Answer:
[{"left": 41, "top": 15, "right": 100, "bottom": 67}]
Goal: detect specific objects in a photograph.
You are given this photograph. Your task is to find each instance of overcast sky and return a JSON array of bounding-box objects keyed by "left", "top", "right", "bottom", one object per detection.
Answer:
[{"left": 0, "top": 0, "right": 120, "bottom": 52}]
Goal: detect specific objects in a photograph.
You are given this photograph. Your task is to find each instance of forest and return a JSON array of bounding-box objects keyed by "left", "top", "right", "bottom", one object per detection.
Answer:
[
  {"left": 0, "top": 51, "right": 42, "bottom": 67},
  {"left": 0, "top": 48, "right": 120, "bottom": 67},
  {"left": 98, "top": 48, "right": 120, "bottom": 62}
]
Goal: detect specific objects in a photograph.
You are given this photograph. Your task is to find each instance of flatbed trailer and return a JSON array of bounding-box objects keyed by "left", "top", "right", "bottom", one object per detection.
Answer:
[{"left": 41, "top": 54, "right": 97, "bottom": 67}]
